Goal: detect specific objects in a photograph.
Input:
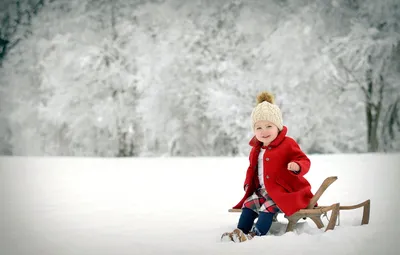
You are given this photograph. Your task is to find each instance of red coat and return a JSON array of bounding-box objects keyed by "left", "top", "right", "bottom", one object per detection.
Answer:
[{"left": 233, "top": 126, "right": 313, "bottom": 216}]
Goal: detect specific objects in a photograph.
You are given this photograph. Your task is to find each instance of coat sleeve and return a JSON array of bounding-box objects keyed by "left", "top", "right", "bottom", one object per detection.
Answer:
[
  {"left": 243, "top": 148, "right": 255, "bottom": 189},
  {"left": 287, "top": 138, "right": 311, "bottom": 177}
]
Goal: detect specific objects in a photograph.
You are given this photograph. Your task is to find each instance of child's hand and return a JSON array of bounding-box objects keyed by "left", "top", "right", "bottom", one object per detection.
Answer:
[{"left": 287, "top": 162, "right": 300, "bottom": 172}]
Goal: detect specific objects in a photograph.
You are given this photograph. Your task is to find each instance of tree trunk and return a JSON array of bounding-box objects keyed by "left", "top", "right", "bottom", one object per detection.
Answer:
[
  {"left": 382, "top": 97, "right": 400, "bottom": 151},
  {"left": 364, "top": 61, "right": 385, "bottom": 152},
  {"left": 366, "top": 104, "right": 379, "bottom": 152}
]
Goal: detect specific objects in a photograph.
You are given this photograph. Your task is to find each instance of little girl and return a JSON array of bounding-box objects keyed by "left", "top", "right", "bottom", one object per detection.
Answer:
[{"left": 222, "top": 91, "right": 313, "bottom": 242}]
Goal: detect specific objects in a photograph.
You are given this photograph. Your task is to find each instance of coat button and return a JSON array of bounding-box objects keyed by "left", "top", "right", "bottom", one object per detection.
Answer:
[
  {"left": 265, "top": 157, "right": 269, "bottom": 161},
  {"left": 266, "top": 175, "right": 270, "bottom": 179},
  {"left": 268, "top": 147, "right": 272, "bottom": 150}
]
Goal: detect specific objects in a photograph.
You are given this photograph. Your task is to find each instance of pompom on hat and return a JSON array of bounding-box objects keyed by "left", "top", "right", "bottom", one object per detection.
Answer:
[{"left": 251, "top": 92, "right": 283, "bottom": 131}]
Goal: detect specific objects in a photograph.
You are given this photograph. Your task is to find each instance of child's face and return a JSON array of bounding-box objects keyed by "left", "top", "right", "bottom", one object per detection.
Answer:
[{"left": 254, "top": 120, "right": 279, "bottom": 146}]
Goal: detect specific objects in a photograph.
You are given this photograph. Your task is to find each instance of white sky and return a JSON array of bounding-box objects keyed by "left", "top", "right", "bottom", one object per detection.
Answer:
[{"left": 1, "top": 153, "right": 399, "bottom": 254}]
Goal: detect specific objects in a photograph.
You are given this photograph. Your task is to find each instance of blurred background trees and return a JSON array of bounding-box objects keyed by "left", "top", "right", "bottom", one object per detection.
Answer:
[{"left": 0, "top": 0, "right": 399, "bottom": 156}]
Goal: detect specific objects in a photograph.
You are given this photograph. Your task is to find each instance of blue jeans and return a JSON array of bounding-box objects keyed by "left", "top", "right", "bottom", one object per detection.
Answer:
[{"left": 237, "top": 208, "right": 275, "bottom": 236}]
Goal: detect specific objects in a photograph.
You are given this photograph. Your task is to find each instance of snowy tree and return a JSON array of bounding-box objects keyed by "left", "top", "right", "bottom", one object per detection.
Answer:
[
  {"left": 126, "top": 1, "right": 213, "bottom": 156},
  {"left": 0, "top": 0, "right": 45, "bottom": 154},
  {"left": 325, "top": 0, "right": 400, "bottom": 152},
  {"left": 0, "top": 0, "right": 44, "bottom": 65},
  {"left": 1, "top": 0, "right": 146, "bottom": 156},
  {"left": 35, "top": 0, "right": 145, "bottom": 156},
  {"left": 381, "top": 44, "right": 400, "bottom": 151}
]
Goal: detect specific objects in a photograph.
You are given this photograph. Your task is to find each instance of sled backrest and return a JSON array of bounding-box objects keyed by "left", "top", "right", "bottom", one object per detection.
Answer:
[{"left": 306, "top": 176, "right": 338, "bottom": 209}]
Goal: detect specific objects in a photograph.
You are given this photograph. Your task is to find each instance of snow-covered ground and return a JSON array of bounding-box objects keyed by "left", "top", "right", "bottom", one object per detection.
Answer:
[{"left": 1, "top": 153, "right": 399, "bottom": 255}]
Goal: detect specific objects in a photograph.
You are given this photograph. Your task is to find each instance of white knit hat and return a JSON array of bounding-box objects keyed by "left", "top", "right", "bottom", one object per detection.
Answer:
[{"left": 251, "top": 92, "right": 283, "bottom": 131}]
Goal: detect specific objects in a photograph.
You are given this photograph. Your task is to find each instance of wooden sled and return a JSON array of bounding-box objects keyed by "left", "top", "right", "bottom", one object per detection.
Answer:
[{"left": 228, "top": 176, "right": 370, "bottom": 232}]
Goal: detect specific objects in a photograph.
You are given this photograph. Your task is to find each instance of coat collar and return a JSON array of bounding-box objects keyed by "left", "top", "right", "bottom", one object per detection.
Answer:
[{"left": 249, "top": 126, "right": 288, "bottom": 149}]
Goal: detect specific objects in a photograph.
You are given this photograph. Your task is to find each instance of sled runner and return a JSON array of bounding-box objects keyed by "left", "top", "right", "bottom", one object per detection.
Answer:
[{"left": 228, "top": 176, "right": 370, "bottom": 232}]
